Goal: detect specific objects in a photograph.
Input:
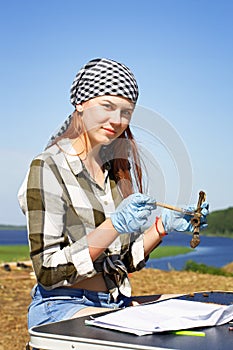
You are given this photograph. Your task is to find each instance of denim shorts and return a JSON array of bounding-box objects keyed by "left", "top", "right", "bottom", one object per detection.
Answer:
[{"left": 28, "top": 284, "right": 132, "bottom": 329}]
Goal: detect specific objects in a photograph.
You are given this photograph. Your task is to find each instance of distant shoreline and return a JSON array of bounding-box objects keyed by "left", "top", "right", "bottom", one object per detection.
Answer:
[
  {"left": 1, "top": 207, "right": 233, "bottom": 235},
  {"left": 0, "top": 225, "right": 26, "bottom": 231},
  {"left": 0, "top": 225, "right": 233, "bottom": 238}
]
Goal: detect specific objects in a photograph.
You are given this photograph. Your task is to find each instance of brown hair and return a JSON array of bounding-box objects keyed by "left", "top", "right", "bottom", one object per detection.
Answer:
[{"left": 50, "top": 111, "right": 143, "bottom": 198}]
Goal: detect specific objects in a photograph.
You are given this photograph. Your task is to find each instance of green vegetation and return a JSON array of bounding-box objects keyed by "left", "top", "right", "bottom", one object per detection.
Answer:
[
  {"left": 0, "top": 245, "right": 29, "bottom": 263},
  {"left": 0, "top": 244, "right": 191, "bottom": 263},
  {"left": 183, "top": 260, "right": 233, "bottom": 277},
  {"left": 203, "top": 207, "right": 233, "bottom": 237},
  {"left": 149, "top": 246, "right": 193, "bottom": 259},
  {"left": 1, "top": 246, "right": 232, "bottom": 279}
]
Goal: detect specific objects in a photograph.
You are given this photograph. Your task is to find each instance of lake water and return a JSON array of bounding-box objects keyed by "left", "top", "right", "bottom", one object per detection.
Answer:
[
  {"left": 0, "top": 229, "right": 28, "bottom": 245},
  {"left": 1, "top": 230, "right": 233, "bottom": 271},
  {"left": 147, "top": 232, "right": 233, "bottom": 271}
]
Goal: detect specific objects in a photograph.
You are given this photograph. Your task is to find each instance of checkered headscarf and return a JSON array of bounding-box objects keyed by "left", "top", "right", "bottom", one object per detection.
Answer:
[
  {"left": 47, "top": 58, "right": 138, "bottom": 147},
  {"left": 70, "top": 58, "right": 138, "bottom": 105}
]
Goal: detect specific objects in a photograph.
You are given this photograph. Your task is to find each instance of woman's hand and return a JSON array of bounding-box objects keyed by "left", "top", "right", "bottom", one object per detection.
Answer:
[
  {"left": 110, "top": 193, "right": 157, "bottom": 234},
  {"left": 161, "top": 202, "right": 209, "bottom": 233}
]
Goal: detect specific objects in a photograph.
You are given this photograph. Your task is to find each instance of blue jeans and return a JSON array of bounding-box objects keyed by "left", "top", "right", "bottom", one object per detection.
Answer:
[{"left": 28, "top": 284, "right": 131, "bottom": 329}]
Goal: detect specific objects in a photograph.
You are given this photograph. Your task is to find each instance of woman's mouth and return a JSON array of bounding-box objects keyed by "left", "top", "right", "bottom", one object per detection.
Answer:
[{"left": 102, "top": 127, "right": 116, "bottom": 135}]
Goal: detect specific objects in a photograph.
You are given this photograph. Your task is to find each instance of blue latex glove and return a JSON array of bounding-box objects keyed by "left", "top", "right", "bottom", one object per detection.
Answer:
[
  {"left": 110, "top": 193, "right": 157, "bottom": 234},
  {"left": 161, "top": 202, "right": 209, "bottom": 233}
]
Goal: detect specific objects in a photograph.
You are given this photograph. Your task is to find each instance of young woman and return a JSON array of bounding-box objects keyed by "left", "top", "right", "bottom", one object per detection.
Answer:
[{"left": 18, "top": 58, "right": 208, "bottom": 329}]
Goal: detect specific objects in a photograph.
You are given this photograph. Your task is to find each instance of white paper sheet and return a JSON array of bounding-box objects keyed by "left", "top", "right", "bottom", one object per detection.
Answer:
[{"left": 85, "top": 299, "right": 233, "bottom": 336}]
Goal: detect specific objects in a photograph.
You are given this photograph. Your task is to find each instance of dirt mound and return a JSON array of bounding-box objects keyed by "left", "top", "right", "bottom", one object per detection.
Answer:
[{"left": 222, "top": 262, "right": 233, "bottom": 274}]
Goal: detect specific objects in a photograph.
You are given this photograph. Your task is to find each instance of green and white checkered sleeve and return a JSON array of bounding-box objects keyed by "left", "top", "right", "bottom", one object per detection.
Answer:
[{"left": 18, "top": 156, "right": 96, "bottom": 289}]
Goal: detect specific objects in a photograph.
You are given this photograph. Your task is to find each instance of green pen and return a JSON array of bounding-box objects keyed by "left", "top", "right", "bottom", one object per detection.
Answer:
[{"left": 171, "top": 330, "right": 206, "bottom": 337}]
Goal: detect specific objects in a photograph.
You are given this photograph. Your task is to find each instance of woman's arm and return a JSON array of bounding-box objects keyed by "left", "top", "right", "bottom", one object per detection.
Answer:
[
  {"left": 143, "top": 217, "right": 164, "bottom": 257},
  {"left": 19, "top": 157, "right": 119, "bottom": 289},
  {"left": 87, "top": 218, "right": 119, "bottom": 260}
]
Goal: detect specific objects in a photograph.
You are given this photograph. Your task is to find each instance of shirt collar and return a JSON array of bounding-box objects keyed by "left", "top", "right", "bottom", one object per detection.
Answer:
[{"left": 57, "top": 138, "right": 84, "bottom": 175}]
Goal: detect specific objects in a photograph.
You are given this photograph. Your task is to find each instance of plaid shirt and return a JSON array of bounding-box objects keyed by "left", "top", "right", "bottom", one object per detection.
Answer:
[{"left": 18, "top": 138, "right": 146, "bottom": 299}]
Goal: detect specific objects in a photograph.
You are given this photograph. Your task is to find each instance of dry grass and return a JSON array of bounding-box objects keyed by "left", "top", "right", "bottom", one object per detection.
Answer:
[{"left": 131, "top": 267, "right": 233, "bottom": 295}]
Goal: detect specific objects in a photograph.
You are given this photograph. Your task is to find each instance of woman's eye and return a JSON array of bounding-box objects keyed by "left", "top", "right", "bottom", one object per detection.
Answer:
[
  {"left": 103, "top": 104, "right": 112, "bottom": 109},
  {"left": 121, "top": 110, "right": 131, "bottom": 118}
]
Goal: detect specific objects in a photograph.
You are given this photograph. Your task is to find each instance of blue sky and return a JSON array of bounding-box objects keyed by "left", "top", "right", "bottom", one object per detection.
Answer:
[{"left": 1, "top": 0, "right": 233, "bottom": 224}]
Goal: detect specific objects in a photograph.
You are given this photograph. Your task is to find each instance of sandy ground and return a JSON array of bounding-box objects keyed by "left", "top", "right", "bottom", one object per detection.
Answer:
[{"left": 1, "top": 262, "right": 233, "bottom": 349}]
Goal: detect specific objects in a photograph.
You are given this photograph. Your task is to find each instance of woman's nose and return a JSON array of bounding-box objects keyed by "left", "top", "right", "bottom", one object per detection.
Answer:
[{"left": 109, "top": 109, "right": 121, "bottom": 124}]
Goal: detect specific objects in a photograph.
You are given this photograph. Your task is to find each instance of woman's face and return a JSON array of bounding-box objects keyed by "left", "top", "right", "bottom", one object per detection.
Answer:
[{"left": 78, "top": 95, "right": 134, "bottom": 148}]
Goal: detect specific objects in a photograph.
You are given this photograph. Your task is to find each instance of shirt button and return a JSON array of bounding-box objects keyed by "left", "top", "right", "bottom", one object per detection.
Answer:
[{"left": 104, "top": 201, "right": 108, "bottom": 205}]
